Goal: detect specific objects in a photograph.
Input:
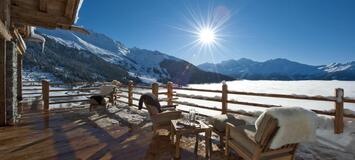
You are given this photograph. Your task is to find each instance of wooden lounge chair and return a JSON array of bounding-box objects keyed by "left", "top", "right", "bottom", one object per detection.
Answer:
[
  {"left": 225, "top": 114, "right": 299, "bottom": 160},
  {"left": 139, "top": 93, "right": 182, "bottom": 133},
  {"left": 209, "top": 114, "right": 246, "bottom": 149},
  {"left": 89, "top": 85, "right": 117, "bottom": 111}
]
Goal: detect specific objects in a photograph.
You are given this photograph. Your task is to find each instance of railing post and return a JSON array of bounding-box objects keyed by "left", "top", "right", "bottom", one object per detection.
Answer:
[
  {"left": 128, "top": 80, "right": 133, "bottom": 106},
  {"left": 222, "top": 81, "right": 228, "bottom": 114},
  {"left": 152, "top": 82, "right": 159, "bottom": 98},
  {"left": 335, "top": 88, "right": 344, "bottom": 134},
  {"left": 167, "top": 81, "right": 173, "bottom": 105},
  {"left": 41, "top": 80, "right": 49, "bottom": 113}
]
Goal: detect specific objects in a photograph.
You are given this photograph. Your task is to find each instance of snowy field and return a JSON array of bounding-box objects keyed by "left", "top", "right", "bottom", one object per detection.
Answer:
[{"left": 170, "top": 80, "right": 355, "bottom": 117}]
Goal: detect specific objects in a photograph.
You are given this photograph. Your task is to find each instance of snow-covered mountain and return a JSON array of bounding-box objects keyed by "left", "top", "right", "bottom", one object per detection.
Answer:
[
  {"left": 318, "top": 62, "right": 355, "bottom": 73},
  {"left": 24, "top": 28, "right": 232, "bottom": 84},
  {"left": 198, "top": 58, "right": 355, "bottom": 80}
]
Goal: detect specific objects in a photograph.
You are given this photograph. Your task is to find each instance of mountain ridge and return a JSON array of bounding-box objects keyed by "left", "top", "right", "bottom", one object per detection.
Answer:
[{"left": 198, "top": 58, "right": 355, "bottom": 80}]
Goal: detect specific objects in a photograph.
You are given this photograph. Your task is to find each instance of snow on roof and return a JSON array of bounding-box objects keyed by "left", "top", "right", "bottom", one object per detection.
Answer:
[{"left": 74, "top": 0, "right": 85, "bottom": 23}]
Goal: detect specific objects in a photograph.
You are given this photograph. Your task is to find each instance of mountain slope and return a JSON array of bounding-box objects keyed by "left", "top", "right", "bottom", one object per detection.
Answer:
[
  {"left": 198, "top": 58, "right": 355, "bottom": 80},
  {"left": 24, "top": 38, "right": 138, "bottom": 83},
  {"left": 24, "top": 28, "right": 233, "bottom": 84}
]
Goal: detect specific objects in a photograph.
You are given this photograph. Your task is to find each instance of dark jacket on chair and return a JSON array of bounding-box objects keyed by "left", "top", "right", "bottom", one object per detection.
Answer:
[{"left": 138, "top": 93, "right": 162, "bottom": 112}]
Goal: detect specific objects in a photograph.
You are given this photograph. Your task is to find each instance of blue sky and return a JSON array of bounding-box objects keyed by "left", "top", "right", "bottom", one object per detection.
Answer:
[{"left": 77, "top": 0, "right": 355, "bottom": 65}]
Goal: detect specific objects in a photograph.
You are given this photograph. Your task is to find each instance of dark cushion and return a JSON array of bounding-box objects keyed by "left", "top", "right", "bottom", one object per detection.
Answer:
[{"left": 90, "top": 95, "right": 106, "bottom": 105}]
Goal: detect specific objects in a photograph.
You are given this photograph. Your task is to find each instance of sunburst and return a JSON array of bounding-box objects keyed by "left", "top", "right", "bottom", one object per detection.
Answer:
[{"left": 171, "top": 2, "right": 232, "bottom": 62}]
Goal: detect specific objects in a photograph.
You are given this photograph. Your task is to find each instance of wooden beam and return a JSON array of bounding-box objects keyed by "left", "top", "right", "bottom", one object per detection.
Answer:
[
  {"left": 334, "top": 88, "right": 344, "bottom": 134},
  {"left": 39, "top": 0, "right": 48, "bottom": 12},
  {"left": 57, "top": 24, "right": 90, "bottom": 34},
  {"left": 13, "top": 29, "right": 26, "bottom": 54},
  {"left": 0, "top": 0, "right": 10, "bottom": 126},
  {"left": 0, "top": 38, "right": 6, "bottom": 126},
  {"left": 0, "top": 20, "right": 11, "bottom": 41},
  {"left": 17, "top": 54, "right": 23, "bottom": 102},
  {"left": 64, "top": 0, "right": 76, "bottom": 19}
]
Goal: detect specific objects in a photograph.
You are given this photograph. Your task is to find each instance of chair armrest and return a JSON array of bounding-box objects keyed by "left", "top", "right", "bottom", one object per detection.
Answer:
[
  {"left": 151, "top": 111, "right": 182, "bottom": 124},
  {"left": 225, "top": 122, "right": 238, "bottom": 140},
  {"left": 226, "top": 122, "right": 237, "bottom": 128}
]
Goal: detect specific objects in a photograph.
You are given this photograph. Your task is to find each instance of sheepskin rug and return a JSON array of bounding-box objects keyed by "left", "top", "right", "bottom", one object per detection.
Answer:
[{"left": 255, "top": 107, "right": 318, "bottom": 149}]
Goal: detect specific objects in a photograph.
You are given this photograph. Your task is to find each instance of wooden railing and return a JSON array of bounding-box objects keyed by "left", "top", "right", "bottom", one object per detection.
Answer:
[
  {"left": 118, "top": 81, "right": 355, "bottom": 134},
  {"left": 39, "top": 80, "right": 109, "bottom": 112},
  {"left": 22, "top": 80, "right": 355, "bottom": 134}
]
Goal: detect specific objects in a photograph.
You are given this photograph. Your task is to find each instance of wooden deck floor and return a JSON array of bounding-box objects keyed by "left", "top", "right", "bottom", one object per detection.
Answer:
[{"left": 0, "top": 101, "right": 230, "bottom": 160}]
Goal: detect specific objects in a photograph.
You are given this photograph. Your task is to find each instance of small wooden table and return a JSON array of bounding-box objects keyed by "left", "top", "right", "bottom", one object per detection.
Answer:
[{"left": 170, "top": 119, "right": 212, "bottom": 159}]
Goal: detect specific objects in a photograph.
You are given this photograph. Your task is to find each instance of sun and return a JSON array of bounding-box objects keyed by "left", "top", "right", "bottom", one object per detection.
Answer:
[{"left": 198, "top": 28, "right": 216, "bottom": 44}]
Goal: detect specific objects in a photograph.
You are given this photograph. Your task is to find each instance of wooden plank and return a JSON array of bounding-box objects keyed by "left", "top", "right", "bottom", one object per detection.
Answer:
[
  {"left": 49, "top": 99, "right": 89, "bottom": 105},
  {"left": 228, "top": 90, "right": 336, "bottom": 102},
  {"left": 50, "top": 87, "right": 99, "bottom": 92},
  {"left": 344, "top": 97, "right": 355, "bottom": 103},
  {"left": 11, "top": 5, "right": 71, "bottom": 27},
  {"left": 39, "top": 0, "right": 48, "bottom": 12},
  {"left": 174, "top": 93, "right": 221, "bottom": 102},
  {"left": 174, "top": 87, "right": 222, "bottom": 93},
  {"left": 49, "top": 94, "right": 95, "bottom": 99}
]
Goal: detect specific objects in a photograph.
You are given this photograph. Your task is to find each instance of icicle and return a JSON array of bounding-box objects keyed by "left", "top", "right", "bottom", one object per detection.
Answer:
[{"left": 28, "top": 27, "right": 46, "bottom": 53}]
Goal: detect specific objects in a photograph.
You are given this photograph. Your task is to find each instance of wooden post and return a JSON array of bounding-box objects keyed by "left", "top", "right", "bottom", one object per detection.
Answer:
[
  {"left": 167, "top": 81, "right": 173, "bottom": 106},
  {"left": 152, "top": 82, "right": 159, "bottom": 98},
  {"left": 334, "top": 88, "right": 344, "bottom": 134},
  {"left": 42, "top": 80, "right": 49, "bottom": 113},
  {"left": 221, "top": 81, "right": 228, "bottom": 114},
  {"left": 0, "top": 37, "right": 6, "bottom": 126},
  {"left": 0, "top": 0, "right": 10, "bottom": 126},
  {"left": 17, "top": 53, "right": 22, "bottom": 101},
  {"left": 128, "top": 80, "right": 133, "bottom": 106}
]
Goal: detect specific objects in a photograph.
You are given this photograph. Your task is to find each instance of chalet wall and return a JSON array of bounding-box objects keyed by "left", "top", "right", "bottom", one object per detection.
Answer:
[{"left": 5, "top": 41, "right": 18, "bottom": 124}]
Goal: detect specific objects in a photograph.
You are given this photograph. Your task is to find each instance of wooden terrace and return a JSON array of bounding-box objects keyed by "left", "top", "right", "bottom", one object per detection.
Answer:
[
  {"left": 0, "top": 100, "right": 228, "bottom": 160},
  {"left": 1, "top": 80, "right": 355, "bottom": 159}
]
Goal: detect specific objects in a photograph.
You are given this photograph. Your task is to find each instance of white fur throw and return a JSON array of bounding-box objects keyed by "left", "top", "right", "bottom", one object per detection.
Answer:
[
  {"left": 255, "top": 107, "right": 317, "bottom": 149},
  {"left": 100, "top": 85, "right": 116, "bottom": 96}
]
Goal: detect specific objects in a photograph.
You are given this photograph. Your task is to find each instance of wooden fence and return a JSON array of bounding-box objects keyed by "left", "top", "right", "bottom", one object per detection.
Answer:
[
  {"left": 22, "top": 80, "right": 355, "bottom": 134},
  {"left": 118, "top": 81, "right": 355, "bottom": 134}
]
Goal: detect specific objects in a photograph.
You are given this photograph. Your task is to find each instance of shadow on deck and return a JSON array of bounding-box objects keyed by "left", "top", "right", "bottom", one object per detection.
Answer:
[{"left": 0, "top": 101, "right": 230, "bottom": 160}]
